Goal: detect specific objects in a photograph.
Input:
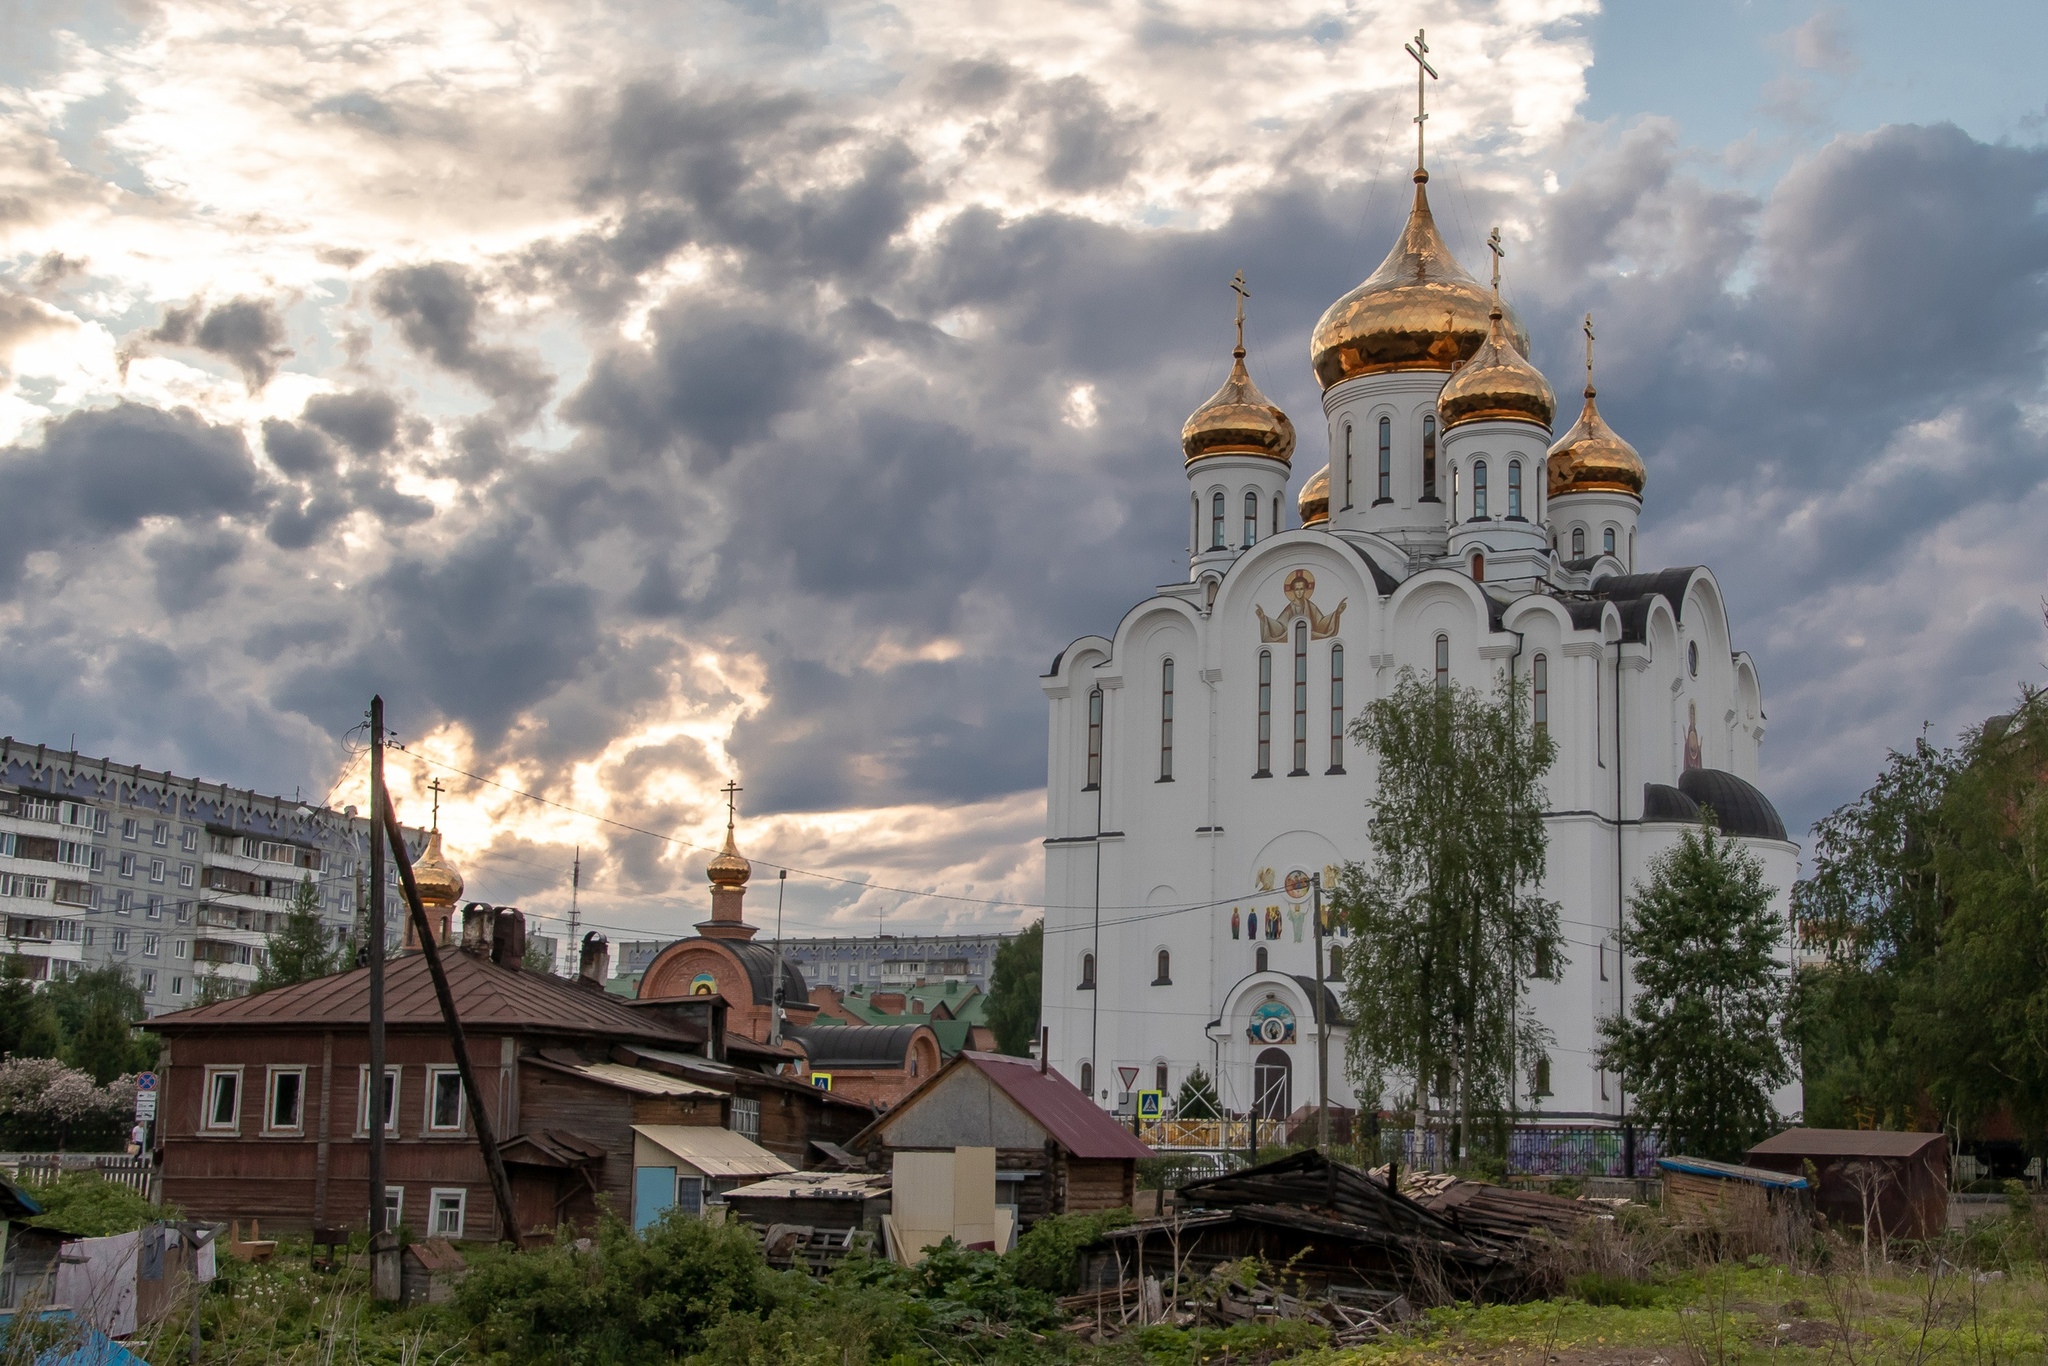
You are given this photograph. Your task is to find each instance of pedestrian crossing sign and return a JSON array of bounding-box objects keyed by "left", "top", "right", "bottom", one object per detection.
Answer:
[{"left": 1136, "top": 1090, "right": 1164, "bottom": 1122}]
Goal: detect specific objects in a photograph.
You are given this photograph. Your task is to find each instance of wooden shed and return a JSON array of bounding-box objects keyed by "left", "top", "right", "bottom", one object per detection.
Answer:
[
  {"left": 851, "top": 1051, "right": 1150, "bottom": 1225},
  {"left": 1656, "top": 1156, "right": 1810, "bottom": 1221},
  {"left": 1745, "top": 1128, "right": 1949, "bottom": 1241}
]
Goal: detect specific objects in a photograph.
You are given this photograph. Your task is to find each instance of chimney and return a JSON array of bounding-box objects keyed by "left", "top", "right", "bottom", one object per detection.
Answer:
[
  {"left": 462, "top": 903, "right": 492, "bottom": 954},
  {"left": 491, "top": 908, "right": 527, "bottom": 969},
  {"left": 578, "top": 931, "right": 610, "bottom": 990}
]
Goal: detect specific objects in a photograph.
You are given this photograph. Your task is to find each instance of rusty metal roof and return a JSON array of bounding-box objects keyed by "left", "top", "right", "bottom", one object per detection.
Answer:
[
  {"left": 961, "top": 1051, "right": 1153, "bottom": 1161},
  {"left": 1748, "top": 1128, "right": 1945, "bottom": 1159},
  {"left": 146, "top": 949, "right": 700, "bottom": 1046}
]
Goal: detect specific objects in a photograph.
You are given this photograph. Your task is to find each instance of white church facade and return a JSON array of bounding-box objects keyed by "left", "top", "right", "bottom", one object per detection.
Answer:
[{"left": 1038, "top": 153, "right": 1800, "bottom": 1134}]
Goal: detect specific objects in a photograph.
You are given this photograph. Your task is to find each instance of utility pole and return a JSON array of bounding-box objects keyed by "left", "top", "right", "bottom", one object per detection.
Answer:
[
  {"left": 770, "top": 868, "right": 788, "bottom": 1048},
  {"left": 366, "top": 696, "right": 394, "bottom": 1300},
  {"left": 566, "top": 847, "right": 580, "bottom": 977},
  {"left": 1311, "top": 872, "right": 1330, "bottom": 1154}
]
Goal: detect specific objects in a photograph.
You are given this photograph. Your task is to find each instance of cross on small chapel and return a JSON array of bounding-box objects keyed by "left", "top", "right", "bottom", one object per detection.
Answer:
[
  {"left": 1229, "top": 270, "right": 1250, "bottom": 355},
  {"left": 1404, "top": 28, "right": 1439, "bottom": 174},
  {"left": 427, "top": 777, "right": 444, "bottom": 829},
  {"left": 720, "top": 779, "right": 743, "bottom": 827}
]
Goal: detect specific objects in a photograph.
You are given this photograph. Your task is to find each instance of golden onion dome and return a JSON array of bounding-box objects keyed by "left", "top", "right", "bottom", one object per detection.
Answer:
[
  {"left": 1439, "top": 302, "right": 1555, "bottom": 430},
  {"left": 411, "top": 828, "right": 464, "bottom": 909},
  {"left": 1298, "top": 465, "right": 1330, "bottom": 526},
  {"left": 1310, "top": 173, "right": 1529, "bottom": 390},
  {"left": 1182, "top": 348, "right": 1295, "bottom": 466},
  {"left": 1546, "top": 385, "right": 1645, "bottom": 500},
  {"left": 706, "top": 819, "right": 751, "bottom": 890}
]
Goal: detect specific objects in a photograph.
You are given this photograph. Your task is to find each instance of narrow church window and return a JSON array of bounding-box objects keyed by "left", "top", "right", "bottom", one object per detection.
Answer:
[
  {"left": 1155, "top": 1062, "right": 1168, "bottom": 1094},
  {"left": 1159, "top": 659, "right": 1175, "bottom": 781},
  {"left": 1533, "top": 654, "right": 1549, "bottom": 739},
  {"left": 1084, "top": 687, "right": 1103, "bottom": 790},
  {"left": 1343, "top": 425, "right": 1353, "bottom": 508},
  {"left": 1508, "top": 462, "right": 1523, "bottom": 518},
  {"left": 1473, "top": 461, "right": 1488, "bottom": 518},
  {"left": 1377, "top": 417, "right": 1391, "bottom": 501},
  {"left": 1080, "top": 953, "right": 1095, "bottom": 989},
  {"left": 1451, "top": 464, "right": 1459, "bottom": 519},
  {"left": 1272, "top": 495, "right": 1280, "bottom": 536},
  {"left": 1080, "top": 1061, "right": 1093, "bottom": 1096},
  {"left": 1190, "top": 494, "right": 1199, "bottom": 555},
  {"left": 1243, "top": 492, "right": 1258, "bottom": 548},
  {"left": 1422, "top": 415, "right": 1437, "bottom": 498},
  {"left": 1534, "top": 1057, "right": 1552, "bottom": 1097},
  {"left": 1472, "top": 553, "right": 1485, "bottom": 582},
  {"left": 1255, "top": 651, "right": 1273, "bottom": 776},
  {"left": 1211, "top": 493, "right": 1225, "bottom": 550},
  {"left": 1255, "top": 946, "right": 1268, "bottom": 973},
  {"left": 1327, "top": 944, "right": 1343, "bottom": 978},
  {"left": 1328, "top": 645, "right": 1345, "bottom": 773},
  {"left": 1628, "top": 528, "right": 1635, "bottom": 569},
  {"left": 1435, "top": 634, "right": 1449, "bottom": 688},
  {"left": 1687, "top": 641, "right": 1698, "bottom": 678},
  {"left": 1154, "top": 949, "right": 1171, "bottom": 984},
  {"left": 1291, "top": 620, "right": 1309, "bottom": 774},
  {"left": 1603, "top": 527, "right": 1616, "bottom": 555},
  {"left": 1571, "top": 527, "right": 1585, "bottom": 558}
]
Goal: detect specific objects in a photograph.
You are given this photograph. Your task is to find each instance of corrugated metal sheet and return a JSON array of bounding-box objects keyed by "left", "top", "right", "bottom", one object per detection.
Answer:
[
  {"left": 632, "top": 1124, "right": 793, "bottom": 1178},
  {"left": 536, "top": 1060, "right": 723, "bottom": 1098},
  {"left": 961, "top": 1052, "right": 1152, "bottom": 1161},
  {"left": 1748, "top": 1128, "right": 1943, "bottom": 1159},
  {"left": 1656, "top": 1156, "right": 1808, "bottom": 1189}
]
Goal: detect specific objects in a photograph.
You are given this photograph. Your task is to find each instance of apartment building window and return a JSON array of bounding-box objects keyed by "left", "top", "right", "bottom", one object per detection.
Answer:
[
  {"left": 175, "top": 939, "right": 189, "bottom": 959},
  {"left": 121, "top": 818, "right": 138, "bottom": 840},
  {"left": 142, "top": 933, "right": 160, "bottom": 957},
  {"left": 110, "top": 929, "right": 128, "bottom": 953},
  {"left": 171, "top": 976, "right": 185, "bottom": 997},
  {"left": 181, "top": 829, "right": 198, "bottom": 852},
  {"left": 138, "top": 971, "right": 156, "bottom": 994},
  {"left": 203, "top": 1066, "right": 242, "bottom": 1133},
  {"left": 149, "top": 859, "right": 166, "bottom": 883},
  {"left": 147, "top": 896, "right": 163, "bottom": 919},
  {"left": 179, "top": 865, "right": 194, "bottom": 888},
  {"left": 176, "top": 901, "right": 193, "bottom": 923},
  {"left": 115, "top": 891, "right": 133, "bottom": 914},
  {"left": 152, "top": 822, "right": 169, "bottom": 847},
  {"left": 81, "top": 928, "right": 94, "bottom": 947},
  {"left": 118, "top": 854, "right": 136, "bottom": 877}
]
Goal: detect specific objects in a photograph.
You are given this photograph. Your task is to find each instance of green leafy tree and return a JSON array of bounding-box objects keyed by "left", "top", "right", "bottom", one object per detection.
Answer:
[
  {"left": 1174, "top": 1064, "right": 1220, "bottom": 1119},
  {"left": 255, "top": 876, "right": 339, "bottom": 993},
  {"left": 0, "top": 955, "right": 61, "bottom": 1060},
  {"left": 1789, "top": 732, "right": 1955, "bottom": 1129},
  {"left": 986, "top": 919, "right": 1042, "bottom": 1057},
  {"left": 524, "top": 938, "right": 558, "bottom": 975},
  {"left": 46, "top": 967, "right": 154, "bottom": 1082},
  {"left": 1598, "top": 819, "right": 1791, "bottom": 1162},
  {"left": 1335, "top": 668, "right": 1561, "bottom": 1160}
]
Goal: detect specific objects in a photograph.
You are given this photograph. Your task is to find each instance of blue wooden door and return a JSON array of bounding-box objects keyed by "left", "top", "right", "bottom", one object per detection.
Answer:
[{"left": 634, "top": 1166, "right": 676, "bottom": 1232}]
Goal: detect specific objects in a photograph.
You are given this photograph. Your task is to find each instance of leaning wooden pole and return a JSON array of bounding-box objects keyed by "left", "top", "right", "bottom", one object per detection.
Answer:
[{"left": 381, "top": 802, "right": 522, "bottom": 1245}]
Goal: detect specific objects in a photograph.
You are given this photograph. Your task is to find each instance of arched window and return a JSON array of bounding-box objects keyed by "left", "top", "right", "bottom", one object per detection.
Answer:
[
  {"left": 1211, "top": 493, "right": 1225, "bottom": 550},
  {"left": 1628, "top": 528, "right": 1635, "bottom": 569},
  {"left": 1327, "top": 944, "right": 1343, "bottom": 978},
  {"left": 1507, "top": 461, "right": 1523, "bottom": 518},
  {"left": 1255, "top": 651, "right": 1273, "bottom": 776},
  {"left": 1343, "top": 424, "right": 1353, "bottom": 508},
  {"left": 1377, "top": 417, "right": 1391, "bottom": 501},
  {"left": 1084, "top": 687, "right": 1103, "bottom": 790},
  {"left": 1255, "top": 946, "right": 1268, "bottom": 973},
  {"left": 1079, "top": 1061, "right": 1093, "bottom": 1097},
  {"left": 1687, "top": 640, "right": 1699, "bottom": 678},
  {"left": 1451, "top": 463, "right": 1460, "bottom": 519},
  {"left": 1154, "top": 948, "right": 1171, "bottom": 985},
  {"left": 1533, "top": 653, "right": 1549, "bottom": 739},
  {"left": 1533, "top": 1056, "right": 1552, "bottom": 1097},
  {"left": 1471, "top": 552, "right": 1484, "bottom": 583},
  {"left": 1328, "top": 644, "right": 1345, "bottom": 773},
  {"left": 1422, "top": 415, "right": 1437, "bottom": 498},
  {"left": 1190, "top": 494, "right": 1199, "bottom": 554},
  {"left": 1159, "top": 659, "right": 1175, "bottom": 780},
  {"left": 1154, "top": 1062, "right": 1168, "bottom": 1094},
  {"left": 1291, "top": 619, "right": 1309, "bottom": 774},
  {"left": 1204, "top": 577, "right": 1218, "bottom": 610},
  {"left": 1243, "top": 491, "right": 1258, "bottom": 547},
  {"left": 1272, "top": 495, "right": 1280, "bottom": 536},
  {"left": 1603, "top": 526, "right": 1616, "bottom": 555},
  {"left": 1571, "top": 526, "right": 1585, "bottom": 558},
  {"left": 1079, "top": 953, "right": 1096, "bottom": 989},
  {"left": 1473, "top": 460, "right": 1488, "bottom": 518},
  {"left": 1435, "top": 633, "right": 1450, "bottom": 689}
]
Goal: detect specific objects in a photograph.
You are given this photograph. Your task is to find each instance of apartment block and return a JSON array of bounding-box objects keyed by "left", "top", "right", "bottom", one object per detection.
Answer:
[
  {"left": 779, "top": 931, "right": 1014, "bottom": 992},
  {"left": 0, "top": 738, "right": 425, "bottom": 1015}
]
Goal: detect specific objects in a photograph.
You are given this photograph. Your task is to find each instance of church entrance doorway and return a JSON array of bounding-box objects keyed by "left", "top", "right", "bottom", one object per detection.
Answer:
[{"left": 1252, "top": 1049, "right": 1291, "bottom": 1121}]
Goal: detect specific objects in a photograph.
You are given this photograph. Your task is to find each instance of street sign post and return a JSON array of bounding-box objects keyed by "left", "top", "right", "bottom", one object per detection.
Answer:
[{"left": 1136, "top": 1090, "right": 1164, "bottom": 1124}]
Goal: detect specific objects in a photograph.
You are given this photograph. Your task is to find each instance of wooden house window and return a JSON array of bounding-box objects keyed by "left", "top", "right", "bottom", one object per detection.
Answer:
[
  {"left": 431, "top": 1188, "right": 467, "bottom": 1237},
  {"left": 357, "top": 1065, "right": 400, "bottom": 1135},
  {"left": 203, "top": 1066, "right": 242, "bottom": 1134},
  {"left": 265, "top": 1066, "right": 304, "bottom": 1133},
  {"left": 730, "top": 1096, "right": 761, "bottom": 1142},
  {"left": 427, "top": 1068, "right": 465, "bottom": 1132}
]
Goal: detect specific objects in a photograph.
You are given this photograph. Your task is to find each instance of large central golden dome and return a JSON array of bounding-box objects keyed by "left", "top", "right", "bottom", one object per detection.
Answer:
[{"left": 1311, "top": 173, "right": 1528, "bottom": 390}]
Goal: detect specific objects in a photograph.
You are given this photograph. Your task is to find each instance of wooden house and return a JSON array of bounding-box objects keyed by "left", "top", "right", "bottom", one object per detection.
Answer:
[
  {"left": 851, "top": 1051, "right": 1150, "bottom": 1225},
  {"left": 1746, "top": 1128, "right": 1948, "bottom": 1241}
]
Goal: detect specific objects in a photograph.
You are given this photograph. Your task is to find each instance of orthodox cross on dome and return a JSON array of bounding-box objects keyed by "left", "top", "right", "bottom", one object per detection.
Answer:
[
  {"left": 427, "top": 777, "right": 444, "bottom": 831},
  {"left": 1487, "top": 225, "right": 1503, "bottom": 294},
  {"left": 720, "top": 779, "right": 742, "bottom": 830},
  {"left": 1583, "top": 312, "right": 1597, "bottom": 394},
  {"left": 1230, "top": 269, "right": 1250, "bottom": 357},
  {"left": 1404, "top": 28, "right": 1439, "bottom": 176}
]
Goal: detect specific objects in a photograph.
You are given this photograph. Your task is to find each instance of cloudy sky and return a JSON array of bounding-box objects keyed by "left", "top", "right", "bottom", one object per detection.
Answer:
[{"left": 3, "top": 0, "right": 2044, "bottom": 949}]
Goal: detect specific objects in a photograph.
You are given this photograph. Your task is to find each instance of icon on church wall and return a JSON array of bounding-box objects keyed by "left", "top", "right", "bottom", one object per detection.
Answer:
[
  {"left": 1255, "top": 568, "right": 1348, "bottom": 643},
  {"left": 1684, "top": 701, "right": 1703, "bottom": 771},
  {"left": 1265, "top": 906, "right": 1281, "bottom": 939},
  {"left": 1284, "top": 868, "right": 1311, "bottom": 901},
  {"left": 689, "top": 972, "right": 718, "bottom": 996},
  {"left": 1288, "top": 906, "right": 1305, "bottom": 942},
  {"left": 1255, "top": 867, "right": 1276, "bottom": 893},
  {"left": 1248, "top": 997, "right": 1296, "bottom": 1045},
  {"left": 1230, "top": 907, "right": 1241, "bottom": 939}
]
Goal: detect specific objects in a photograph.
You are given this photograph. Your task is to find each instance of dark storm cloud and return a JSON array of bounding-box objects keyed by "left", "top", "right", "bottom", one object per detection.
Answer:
[
  {"left": 150, "top": 296, "right": 294, "bottom": 390},
  {"left": 370, "top": 263, "right": 553, "bottom": 421},
  {"left": 304, "top": 388, "right": 402, "bottom": 457},
  {"left": 1029, "top": 75, "right": 1149, "bottom": 192},
  {"left": 0, "top": 403, "right": 268, "bottom": 591},
  {"left": 145, "top": 527, "right": 243, "bottom": 614}
]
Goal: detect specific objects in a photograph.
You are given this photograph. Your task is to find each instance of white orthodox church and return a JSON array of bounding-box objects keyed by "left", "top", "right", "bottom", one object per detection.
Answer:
[{"left": 1038, "top": 132, "right": 1800, "bottom": 1134}]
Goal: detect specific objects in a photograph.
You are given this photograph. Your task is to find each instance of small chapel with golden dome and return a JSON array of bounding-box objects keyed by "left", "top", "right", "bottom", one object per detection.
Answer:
[{"left": 1039, "top": 55, "right": 1799, "bottom": 1137}]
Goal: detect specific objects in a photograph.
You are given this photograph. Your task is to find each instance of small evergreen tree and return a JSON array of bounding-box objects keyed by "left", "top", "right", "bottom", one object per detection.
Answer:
[
  {"left": 47, "top": 967, "right": 153, "bottom": 1082},
  {"left": 1173, "top": 1065, "right": 1219, "bottom": 1119},
  {"left": 0, "top": 955, "right": 61, "bottom": 1060},
  {"left": 987, "top": 921, "right": 1043, "bottom": 1057},
  {"left": 255, "top": 876, "right": 339, "bottom": 993},
  {"left": 1598, "top": 818, "right": 1791, "bottom": 1161}
]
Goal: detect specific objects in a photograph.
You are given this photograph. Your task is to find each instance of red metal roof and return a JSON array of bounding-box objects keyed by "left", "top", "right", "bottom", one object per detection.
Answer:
[
  {"left": 146, "top": 950, "right": 698, "bottom": 1046},
  {"left": 961, "top": 1051, "right": 1153, "bottom": 1161}
]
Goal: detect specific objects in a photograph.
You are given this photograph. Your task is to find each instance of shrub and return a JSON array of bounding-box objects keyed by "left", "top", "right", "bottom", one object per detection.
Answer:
[
  {"left": 1567, "top": 1270, "right": 1663, "bottom": 1307},
  {"left": 1007, "top": 1209, "right": 1130, "bottom": 1295},
  {"left": 23, "top": 1173, "right": 170, "bottom": 1237},
  {"left": 0, "top": 1057, "right": 135, "bottom": 1150}
]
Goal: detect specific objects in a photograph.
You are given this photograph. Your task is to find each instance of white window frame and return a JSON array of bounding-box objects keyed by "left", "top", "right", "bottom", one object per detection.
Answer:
[
  {"left": 429, "top": 1187, "right": 467, "bottom": 1237},
  {"left": 111, "top": 929, "right": 128, "bottom": 953},
  {"left": 425, "top": 1066, "right": 466, "bottom": 1134},
  {"left": 138, "top": 971, "right": 156, "bottom": 994},
  {"left": 729, "top": 1096, "right": 761, "bottom": 1142},
  {"left": 118, "top": 853, "right": 136, "bottom": 878},
  {"left": 357, "top": 1065, "right": 401, "bottom": 1135},
  {"left": 181, "top": 828, "right": 198, "bottom": 852},
  {"left": 152, "top": 822, "right": 170, "bottom": 847},
  {"left": 266, "top": 1065, "right": 307, "bottom": 1134},
  {"left": 149, "top": 859, "right": 166, "bottom": 883},
  {"left": 384, "top": 1185, "right": 404, "bottom": 1229},
  {"left": 171, "top": 976, "right": 185, "bottom": 997},
  {"left": 179, "top": 864, "right": 194, "bottom": 888},
  {"left": 203, "top": 1065, "right": 244, "bottom": 1134}
]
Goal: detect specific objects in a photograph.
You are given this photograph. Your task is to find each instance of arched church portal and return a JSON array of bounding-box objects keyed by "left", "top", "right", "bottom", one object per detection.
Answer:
[{"left": 1252, "top": 1049, "right": 1292, "bottom": 1121}]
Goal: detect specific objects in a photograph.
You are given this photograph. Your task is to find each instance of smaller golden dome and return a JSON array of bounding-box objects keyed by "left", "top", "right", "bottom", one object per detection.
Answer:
[
  {"left": 1182, "top": 352, "right": 1295, "bottom": 466},
  {"left": 706, "top": 820, "right": 751, "bottom": 890},
  {"left": 412, "top": 828, "right": 464, "bottom": 909},
  {"left": 1298, "top": 465, "right": 1330, "bottom": 526},
  {"left": 1547, "top": 386, "right": 1645, "bottom": 500},
  {"left": 1439, "top": 304, "right": 1555, "bottom": 430}
]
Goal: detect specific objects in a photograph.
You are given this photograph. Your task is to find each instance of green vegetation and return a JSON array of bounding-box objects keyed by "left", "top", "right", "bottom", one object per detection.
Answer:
[
  {"left": 1172, "top": 1066, "right": 1219, "bottom": 1120},
  {"left": 1334, "top": 668, "right": 1561, "bottom": 1160},
  {"left": 254, "top": 875, "right": 343, "bottom": 992},
  {"left": 0, "top": 958, "right": 156, "bottom": 1082},
  {"left": 988, "top": 919, "right": 1043, "bottom": 1057},
  {"left": 1597, "top": 819, "right": 1792, "bottom": 1162},
  {"left": 20, "top": 1171, "right": 171, "bottom": 1236}
]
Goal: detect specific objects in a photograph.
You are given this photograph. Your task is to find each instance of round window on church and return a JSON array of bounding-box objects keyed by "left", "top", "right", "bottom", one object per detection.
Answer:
[{"left": 1688, "top": 641, "right": 1699, "bottom": 678}]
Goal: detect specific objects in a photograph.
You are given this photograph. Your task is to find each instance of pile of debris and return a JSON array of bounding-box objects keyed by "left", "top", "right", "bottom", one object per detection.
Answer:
[
  {"left": 1058, "top": 1264, "right": 1415, "bottom": 1348},
  {"left": 1079, "top": 1150, "right": 1604, "bottom": 1320}
]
